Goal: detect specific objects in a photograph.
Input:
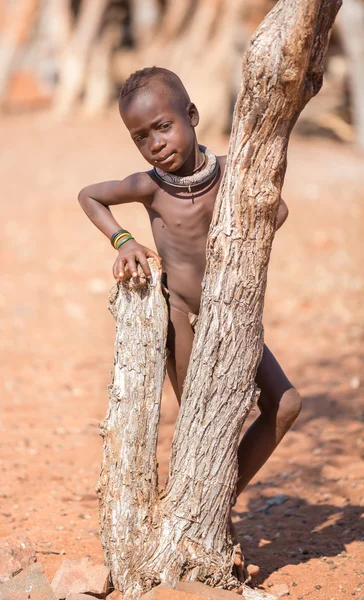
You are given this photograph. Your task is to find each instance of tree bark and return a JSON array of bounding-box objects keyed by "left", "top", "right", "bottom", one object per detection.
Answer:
[
  {"left": 337, "top": 0, "right": 364, "bottom": 148},
  {"left": 53, "top": 0, "right": 109, "bottom": 116},
  {"left": 98, "top": 1, "right": 341, "bottom": 598},
  {"left": 97, "top": 263, "right": 168, "bottom": 597}
]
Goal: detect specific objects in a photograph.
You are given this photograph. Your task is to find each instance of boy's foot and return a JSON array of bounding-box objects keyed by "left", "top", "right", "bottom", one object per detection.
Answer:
[{"left": 230, "top": 518, "right": 260, "bottom": 585}]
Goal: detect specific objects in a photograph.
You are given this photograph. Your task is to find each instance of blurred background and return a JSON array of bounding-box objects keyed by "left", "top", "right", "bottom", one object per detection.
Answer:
[
  {"left": 0, "top": 1, "right": 363, "bottom": 599},
  {"left": 0, "top": 0, "right": 363, "bottom": 144}
]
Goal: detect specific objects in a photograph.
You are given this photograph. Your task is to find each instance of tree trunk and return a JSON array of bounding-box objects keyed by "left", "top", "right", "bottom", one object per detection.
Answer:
[
  {"left": 0, "top": 0, "right": 39, "bottom": 106},
  {"left": 98, "top": 1, "right": 341, "bottom": 598},
  {"left": 53, "top": 0, "right": 109, "bottom": 116},
  {"left": 83, "top": 21, "right": 122, "bottom": 116},
  {"left": 337, "top": 0, "right": 364, "bottom": 148}
]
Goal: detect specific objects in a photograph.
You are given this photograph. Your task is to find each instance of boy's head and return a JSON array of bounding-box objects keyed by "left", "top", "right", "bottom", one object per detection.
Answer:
[{"left": 119, "top": 67, "right": 199, "bottom": 173}]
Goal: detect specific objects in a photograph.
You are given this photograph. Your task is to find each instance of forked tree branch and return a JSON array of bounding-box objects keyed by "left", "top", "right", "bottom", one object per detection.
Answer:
[{"left": 98, "top": 1, "right": 341, "bottom": 598}]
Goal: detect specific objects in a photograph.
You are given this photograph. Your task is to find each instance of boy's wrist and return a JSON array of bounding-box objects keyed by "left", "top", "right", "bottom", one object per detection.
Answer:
[
  {"left": 110, "top": 229, "right": 133, "bottom": 249},
  {"left": 115, "top": 235, "right": 134, "bottom": 250}
]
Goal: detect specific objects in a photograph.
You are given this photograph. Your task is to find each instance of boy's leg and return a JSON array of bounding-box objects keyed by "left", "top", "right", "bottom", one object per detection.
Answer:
[
  {"left": 166, "top": 306, "right": 195, "bottom": 404},
  {"left": 236, "top": 344, "right": 302, "bottom": 496},
  {"left": 166, "top": 305, "right": 260, "bottom": 584}
]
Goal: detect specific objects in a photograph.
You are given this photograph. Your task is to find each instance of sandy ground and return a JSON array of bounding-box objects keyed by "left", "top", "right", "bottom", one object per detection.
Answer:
[{"left": 0, "top": 111, "right": 363, "bottom": 600}]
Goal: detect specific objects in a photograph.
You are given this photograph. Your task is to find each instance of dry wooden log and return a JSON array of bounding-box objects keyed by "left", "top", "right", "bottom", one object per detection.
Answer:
[
  {"left": 97, "top": 262, "right": 168, "bottom": 597},
  {"left": 98, "top": 1, "right": 341, "bottom": 598}
]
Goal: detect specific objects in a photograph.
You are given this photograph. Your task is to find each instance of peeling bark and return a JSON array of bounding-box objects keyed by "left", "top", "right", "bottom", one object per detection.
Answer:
[{"left": 98, "top": 1, "right": 341, "bottom": 598}]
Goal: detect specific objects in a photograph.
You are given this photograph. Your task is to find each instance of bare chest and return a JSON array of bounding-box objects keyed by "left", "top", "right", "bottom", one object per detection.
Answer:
[{"left": 147, "top": 183, "right": 217, "bottom": 241}]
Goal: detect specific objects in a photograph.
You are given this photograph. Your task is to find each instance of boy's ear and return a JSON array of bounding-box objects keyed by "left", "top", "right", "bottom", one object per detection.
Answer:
[{"left": 187, "top": 102, "right": 199, "bottom": 127}]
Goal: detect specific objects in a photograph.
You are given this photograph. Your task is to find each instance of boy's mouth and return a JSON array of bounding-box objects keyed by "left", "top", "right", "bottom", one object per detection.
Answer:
[{"left": 154, "top": 152, "right": 175, "bottom": 165}]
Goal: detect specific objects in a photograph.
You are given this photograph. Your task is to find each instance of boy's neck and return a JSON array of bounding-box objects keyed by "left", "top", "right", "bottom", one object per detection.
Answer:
[{"left": 172, "top": 139, "right": 204, "bottom": 177}]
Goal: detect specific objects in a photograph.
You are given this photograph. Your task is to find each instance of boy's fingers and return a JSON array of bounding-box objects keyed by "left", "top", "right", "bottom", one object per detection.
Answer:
[
  {"left": 136, "top": 253, "right": 151, "bottom": 278},
  {"left": 115, "top": 257, "right": 126, "bottom": 280},
  {"left": 127, "top": 256, "right": 138, "bottom": 279},
  {"left": 146, "top": 250, "right": 162, "bottom": 267}
]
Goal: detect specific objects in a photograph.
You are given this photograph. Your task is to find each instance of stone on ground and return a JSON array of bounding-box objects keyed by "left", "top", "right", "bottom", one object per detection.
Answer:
[
  {"left": 51, "top": 558, "right": 110, "bottom": 599},
  {"left": 0, "top": 536, "right": 37, "bottom": 584},
  {"left": 140, "top": 586, "right": 202, "bottom": 600},
  {"left": 0, "top": 563, "right": 55, "bottom": 600},
  {"left": 269, "top": 584, "right": 290, "bottom": 598},
  {"left": 141, "top": 583, "right": 277, "bottom": 600},
  {"left": 66, "top": 594, "right": 99, "bottom": 599},
  {"left": 0, "top": 591, "right": 31, "bottom": 600},
  {"left": 177, "top": 581, "right": 242, "bottom": 598}
]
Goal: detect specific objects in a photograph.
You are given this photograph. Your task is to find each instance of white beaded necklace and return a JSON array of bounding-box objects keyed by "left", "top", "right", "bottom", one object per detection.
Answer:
[{"left": 153, "top": 145, "right": 219, "bottom": 193}]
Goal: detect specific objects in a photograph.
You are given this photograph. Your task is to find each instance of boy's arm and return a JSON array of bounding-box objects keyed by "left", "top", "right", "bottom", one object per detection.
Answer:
[
  {"left": 276, "top": 197, "right": 289, "bottom": 230},
  {"left": 78, "top": 173, "right": 161, "bottom": 279},
  {"left": 78, "top": 173, "right": 153, "bottom": 238}
]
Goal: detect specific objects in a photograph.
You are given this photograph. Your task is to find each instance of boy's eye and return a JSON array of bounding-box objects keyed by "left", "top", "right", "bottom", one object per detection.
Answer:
[{"left": 159, "top": 122, "right": 171, "bottom": 131}]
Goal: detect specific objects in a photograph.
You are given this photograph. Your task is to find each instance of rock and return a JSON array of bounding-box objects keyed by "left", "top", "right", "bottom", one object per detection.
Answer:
[
  {"left": 141, "top": 587, "right": 202, "bottom": 600},
  {"left": 242, "top": 588, "right": 278, "bottom": 600},
  {"left": 141, "top": 583, "right": 277, "bottom": 600},
  {"left": 106, "top": 592, "right": 123, "bottom": 599},
  {"left": 257, "top": 495, "right": 289, "bottom": 513},
  {"left": 178, "top": 582, "right": 276, "bottom": 599},
  {"left": 0, "top": 536, "right": 37, "bottom": 584},
  {"left": 66, "top": 595, "right": 97, "bottom": 599},
  {"left": 178, "top": 582, "right": 240, "bottom": 598},
  {"left": 51, "top": 558, "right": 110, "bottom": 599},
  {"left": 1, "top": 592, "right": 30, "bottom": 600},
  {"left": 0, "top": 563, "right": 55, "bottom": 600},
  {"left": 270, "top": 584, "right": 290, "bottom": 598}
]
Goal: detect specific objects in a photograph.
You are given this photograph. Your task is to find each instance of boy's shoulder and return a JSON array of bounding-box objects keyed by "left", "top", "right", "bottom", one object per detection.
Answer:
[{"left": 123, "top": 170, "right": 159, "bottom": 203}]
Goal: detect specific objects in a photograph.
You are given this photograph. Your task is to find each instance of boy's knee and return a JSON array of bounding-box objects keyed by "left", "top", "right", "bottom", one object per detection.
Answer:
[
  {"left": 279, "top": 388, "right": 302, "bottom": 425},
  {"left": 258, "top": 387, "right": 302, "bottom": 426}
]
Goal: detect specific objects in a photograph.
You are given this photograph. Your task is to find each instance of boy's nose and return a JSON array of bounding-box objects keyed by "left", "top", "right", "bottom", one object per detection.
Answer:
[{"left": 150, "top": 134, "right": 165, "bottom": 154}]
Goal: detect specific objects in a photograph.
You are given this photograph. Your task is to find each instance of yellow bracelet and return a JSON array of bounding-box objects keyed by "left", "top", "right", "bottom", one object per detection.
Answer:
[{"left": 113, "top": 232, "right": 132, "bottom": 249}]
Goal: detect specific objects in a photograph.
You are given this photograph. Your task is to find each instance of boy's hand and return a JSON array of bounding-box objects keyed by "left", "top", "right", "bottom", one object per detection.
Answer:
[{"left": 113, "top": 239, "right": 162, "bottom": 281}]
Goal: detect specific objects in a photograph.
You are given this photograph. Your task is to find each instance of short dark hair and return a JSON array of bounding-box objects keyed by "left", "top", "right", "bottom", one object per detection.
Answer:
[{"left": 119, "top": 66, "right": 190, "bottom": 108}]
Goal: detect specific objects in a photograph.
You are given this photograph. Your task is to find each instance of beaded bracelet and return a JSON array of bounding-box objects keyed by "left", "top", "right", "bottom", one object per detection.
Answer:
[
  {"left": 116, "top": 235, "right": 134, "bottom": 249},
  {"left": 110, "top": 229, "right": 132, "bottom": 248}
]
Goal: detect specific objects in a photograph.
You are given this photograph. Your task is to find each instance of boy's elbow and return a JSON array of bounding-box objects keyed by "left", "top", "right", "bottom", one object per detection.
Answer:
[
  {"left": 78, "top": 187, "right": 88, "bottom": 205},
  {"left": 281, "top": 202, "right": 289, "bottom": 223},
  {"left": 276, "top": 198, "right": 289, "bottom": 230}
]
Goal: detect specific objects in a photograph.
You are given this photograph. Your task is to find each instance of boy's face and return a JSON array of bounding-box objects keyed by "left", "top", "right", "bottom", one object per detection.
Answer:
[{"left": 120, "top": 84, "right": 199, "bottom": 174}]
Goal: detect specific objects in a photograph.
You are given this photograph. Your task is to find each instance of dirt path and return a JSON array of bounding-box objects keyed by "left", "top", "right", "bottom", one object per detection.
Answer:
[{"left": 0, "top": 112, "right": 363, "bottom": 599}]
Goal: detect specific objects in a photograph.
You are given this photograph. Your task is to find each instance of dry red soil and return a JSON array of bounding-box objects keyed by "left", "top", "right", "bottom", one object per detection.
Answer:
[{"left": 0, "top": 112, "right": 363, "bottom": 600}]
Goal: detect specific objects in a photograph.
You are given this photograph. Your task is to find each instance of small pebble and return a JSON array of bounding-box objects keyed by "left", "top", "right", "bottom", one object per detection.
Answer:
[
  {"left": 270, "top": 583, "right": 290, "bottom": 597},
  {"left": 315, "top": 585, "right": 322, "bottom": 590}
]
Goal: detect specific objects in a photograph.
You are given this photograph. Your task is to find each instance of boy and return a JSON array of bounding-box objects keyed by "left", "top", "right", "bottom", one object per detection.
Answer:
[{"left": 78, "top": 66, "right": 302, "bottom": 580}]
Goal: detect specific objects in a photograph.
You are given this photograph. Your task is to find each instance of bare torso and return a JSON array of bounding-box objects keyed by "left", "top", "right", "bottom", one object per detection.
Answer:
[{"left": 145, "top": 156, "right": 226, "bottom": 315}]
